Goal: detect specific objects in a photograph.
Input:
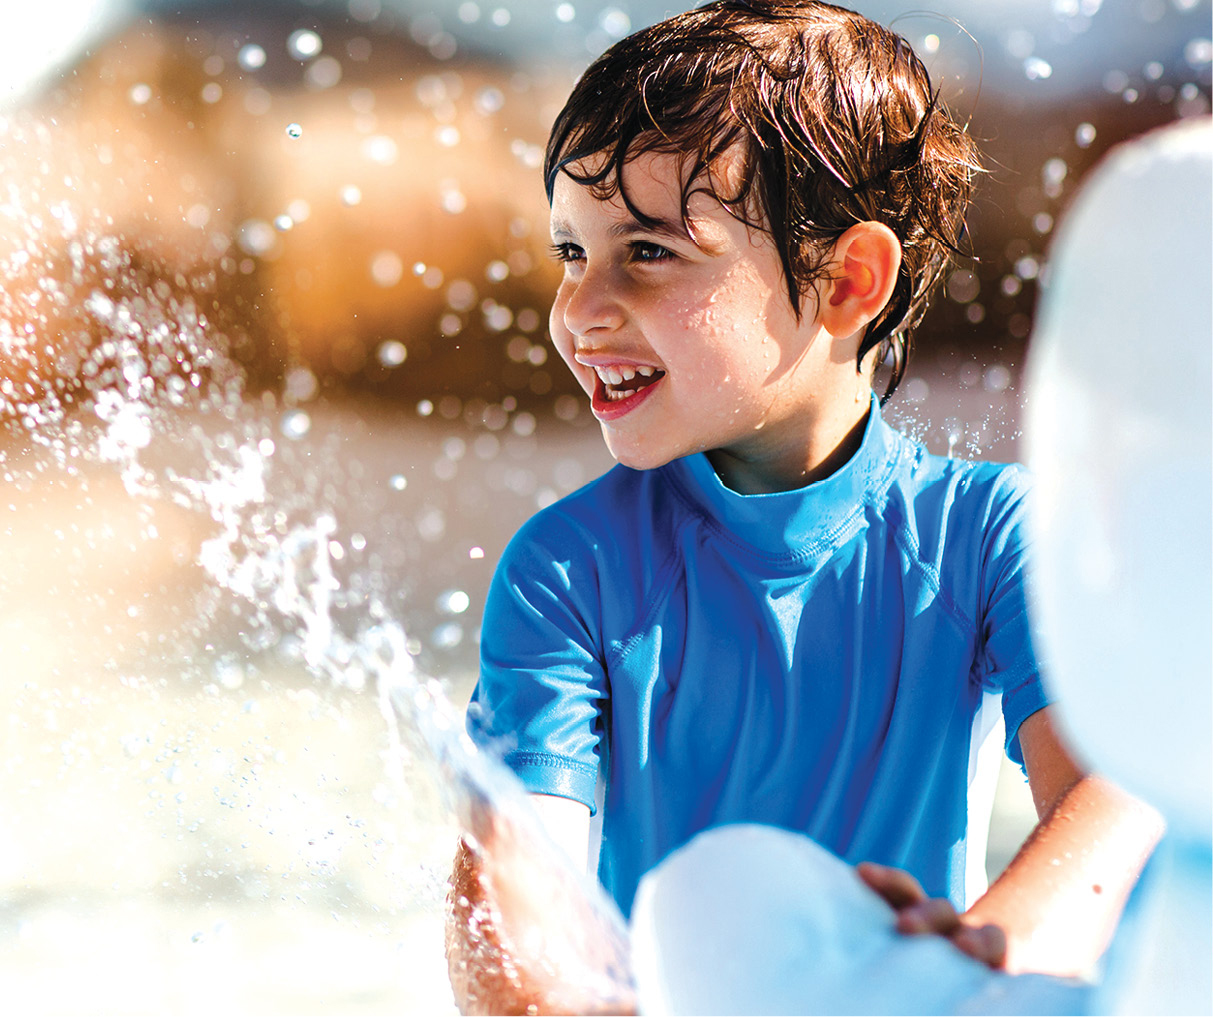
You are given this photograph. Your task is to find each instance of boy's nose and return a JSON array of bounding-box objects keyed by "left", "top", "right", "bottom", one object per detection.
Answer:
[{"left": 559, "top": 263, "right": 625, "bottom": 337}]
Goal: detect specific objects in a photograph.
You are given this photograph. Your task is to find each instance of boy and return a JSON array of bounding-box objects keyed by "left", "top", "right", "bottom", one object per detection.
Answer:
[{"left": 447, "top": 2, "right": 1162, "bottom": 1013}]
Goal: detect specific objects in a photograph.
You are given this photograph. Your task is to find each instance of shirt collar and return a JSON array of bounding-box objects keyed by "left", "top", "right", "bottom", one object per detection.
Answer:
[{"left": 668, "top": 395, "right": 902, "bottom": 555}]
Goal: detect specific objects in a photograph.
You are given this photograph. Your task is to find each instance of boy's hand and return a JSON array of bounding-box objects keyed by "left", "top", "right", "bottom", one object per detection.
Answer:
[
  {"left": 856, "top": 861, "right": 1008, "bottom": 969},
  {"left": 446, "top": 798, "right": 636, "bottom": 1016}
]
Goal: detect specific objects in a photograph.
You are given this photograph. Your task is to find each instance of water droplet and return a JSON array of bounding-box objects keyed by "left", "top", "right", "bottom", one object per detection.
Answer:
[
  {"left": 475, "top": 87, "right": 505, "bottom": 116},
  {"left": 305, "top": 56, "right": 343, "bottom": 90},
  {"left": 281, "top": 410, "right": 311, "bottom": 439},
  {"left": 362, "top": 135, "right": 398, "bottom": 165},
  {"left": 469, "top": 546, "right": 485, "bottom": 559},
  {"left": 284, "top": 367, "right": 318, "bottom": 403},
  {"left": 216, "top": 661, "right": 244, "bottom": 690},
  {"left": 389, "top": 474, "right": 408, "bottom": 491},
  {"left": 239, "top": 44, "right": 267, "bottom": 70},
  {"left": 340, "top": 184, "right": 362, "bottom": 206},
  {"left": 417, "top": 508, "right": 446, "bottom": 542},
  {"left": 446, "top": 279, "right": 477, "bottom": 311},
  {"left": 377, "top": 340, "right": 407, "bottom": 367},
  {"left": 1005, "top": 29, "right": 1034, "bottom": 60},
  {"left": 349, "top": 0, "right": 381, "bottom": 22},
  {"left": 1184, "top": 38, "right": 1213, "bottom": 69},
  {"left": 599, "top": 7, "right": 631, "bottom": 37},
  {"left": 370, "top": 251, "right": 404, "bottom": 287},
  {"left": 129, "top": 83, "right": 152, "bottom": 105},
  {"left": 285, "top": 122, "right": 303, "bottom": 139},
  {"left": 983, "top": 365, "right": 1012, "bottom": 393},
  {"left": 1023, "top": 56, "right": 1053, "bottom": 80},
  {"left": 273, "top": 214, "right": 294, "bottom": 231},
  {"left": 438, "top": 589, "right": 470, "bottom": 614},
  {"left": 288, "top": 29, "right": 323, "bottom": 60},
  {"left": 431, "top": 622, "right": 463, "bottom": 648},
  {"left": 1075, "top": 122, "right": 1097, "bottom": 148},
  {"left": 556, "top": 3, "right": 576, "bottom": 23},
  {"left": 440, "top": 185, "right": 467, "bottom": 213},
  {"left": 944, "top": 418, "right": 962, "bottom": 459},
  {"left": 904, "top": 377, "right": 929, "bottom": 404},
  {"left": 1015, "top": 255, "right": 1040, "bottom": 281},
  {"left": 1042, "top": 157, "right": 1068, "bottom": 188},
  {"left": 237, "top": 219, "right": 277, "bottom": 256},
  {"left": 946, "top": 268, "right": 980, "bottom": 304}
]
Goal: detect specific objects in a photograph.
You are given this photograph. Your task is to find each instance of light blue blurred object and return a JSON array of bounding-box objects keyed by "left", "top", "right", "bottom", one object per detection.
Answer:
[{"left": 1026, "top": 115, "right": 1213, "bottom": 1014}]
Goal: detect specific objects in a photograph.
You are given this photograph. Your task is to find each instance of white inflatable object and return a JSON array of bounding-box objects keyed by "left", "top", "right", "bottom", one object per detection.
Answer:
[
  {"left": 1026, "top": 117, "right": 1213, "bottom": 1015},
  {"left": 631, "top": 824, "right": 1088, "bottom": 1016},
  {"left": 1024, "top": 117, "right": 1213, "bottom": 836}
]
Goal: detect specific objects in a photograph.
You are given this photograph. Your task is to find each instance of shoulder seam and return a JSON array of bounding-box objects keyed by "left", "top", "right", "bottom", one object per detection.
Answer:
[
  {"left": 607, "top": 516, "right": 691, "bottom": 669},
  {"left": 883, "top": 488, "right": 977, "bottom": 640}
]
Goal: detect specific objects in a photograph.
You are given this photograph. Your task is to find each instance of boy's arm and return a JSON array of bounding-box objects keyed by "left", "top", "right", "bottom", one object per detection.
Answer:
[
  {"left": 860, "top": 707, "right": 1164, "bottom": 976},
  {"left": 445, "top": 794, "right": 637, "bottom": 1016}
]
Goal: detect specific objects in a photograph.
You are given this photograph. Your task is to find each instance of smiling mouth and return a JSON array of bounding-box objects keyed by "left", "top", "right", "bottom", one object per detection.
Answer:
[{"left": 592, "top": 364, "right": 666, "bottom": 402}]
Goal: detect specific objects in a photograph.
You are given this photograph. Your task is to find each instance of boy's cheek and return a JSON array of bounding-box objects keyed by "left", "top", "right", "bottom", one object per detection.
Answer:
[{"left": 548, "top": 324, "right": 594, "bottom": 395}]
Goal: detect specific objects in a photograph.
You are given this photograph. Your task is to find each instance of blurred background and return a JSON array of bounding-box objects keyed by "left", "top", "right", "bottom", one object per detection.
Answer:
[{"left": 0, "top": 1, "right": 1208, "bottom": 1013}]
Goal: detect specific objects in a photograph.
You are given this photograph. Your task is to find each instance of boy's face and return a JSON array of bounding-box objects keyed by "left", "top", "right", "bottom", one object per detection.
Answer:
[{"left": 548, "top": 149, "right": 863, "bottom": 493}]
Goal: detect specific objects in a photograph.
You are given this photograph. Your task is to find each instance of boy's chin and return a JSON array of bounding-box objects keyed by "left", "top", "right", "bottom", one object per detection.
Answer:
[{"left": 602, "top": 434, "right": 683, "bottom": 472}]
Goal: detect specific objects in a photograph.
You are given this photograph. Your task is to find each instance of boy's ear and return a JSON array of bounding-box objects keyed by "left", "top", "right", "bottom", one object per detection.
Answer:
[{"left": 819, "top": 222, "right": 902, "bottom": 340}]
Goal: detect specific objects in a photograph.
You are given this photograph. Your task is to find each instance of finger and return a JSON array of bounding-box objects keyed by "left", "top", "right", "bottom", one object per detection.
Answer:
[
  {"left": 856, "top": 861, "right": 928, "bottom": 910},
  {"left": 896, "top": 897, "right": 962, "bottom": 936},
  {"left": 951, "top": 924, "right": 1008, "bottom": 969}
]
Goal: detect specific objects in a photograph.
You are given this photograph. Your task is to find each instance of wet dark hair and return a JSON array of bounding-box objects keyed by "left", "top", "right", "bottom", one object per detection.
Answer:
[{"left": 544, "top": 0, "right": 981, "bottom": 400}]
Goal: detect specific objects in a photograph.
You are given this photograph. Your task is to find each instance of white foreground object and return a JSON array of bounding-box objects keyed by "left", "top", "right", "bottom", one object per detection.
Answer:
[
  {"left": 1025, "top": 117, "right": 1213, "bottom": 1013},
  {"left": 631, "top": 824, "right": 1087, "bottom": 1016},
  {"left": 1024, "top": 116, "right": 1213, "bottom": 835}
]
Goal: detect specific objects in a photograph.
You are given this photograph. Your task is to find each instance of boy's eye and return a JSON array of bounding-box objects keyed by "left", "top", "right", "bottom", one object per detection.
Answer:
[
  {"left": 630, "top": 242, "right": 674, "bottom": 263},
  {"left": 549, "top": 241, "right": 584, "bottom": 264}
]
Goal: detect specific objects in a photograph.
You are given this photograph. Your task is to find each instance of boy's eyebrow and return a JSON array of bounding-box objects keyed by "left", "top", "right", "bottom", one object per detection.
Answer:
[
  {"left": 549, "top": 213, "right": 692, "bottom": 242},
  {"left": 609, "top": 215, "right": 691, "bottom": 242}
]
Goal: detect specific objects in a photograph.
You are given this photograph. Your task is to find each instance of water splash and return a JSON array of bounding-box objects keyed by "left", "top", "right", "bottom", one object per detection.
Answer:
[{"left": 0, "top": 101, "right": 622, "bottom": 1013}]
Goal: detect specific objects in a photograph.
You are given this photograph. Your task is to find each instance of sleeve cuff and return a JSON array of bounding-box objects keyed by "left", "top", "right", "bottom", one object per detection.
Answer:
[
  {"left": 1002, "top": 676, "right": 1052, "bottom": 770},
  {"left": 502, "top": 751, "right": 600, "bottom": 815}
]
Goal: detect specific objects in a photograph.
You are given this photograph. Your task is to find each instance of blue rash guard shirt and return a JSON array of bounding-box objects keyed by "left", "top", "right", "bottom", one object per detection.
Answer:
[{"left": 468, "top": 403, "right": 1049, "bottom": 918}]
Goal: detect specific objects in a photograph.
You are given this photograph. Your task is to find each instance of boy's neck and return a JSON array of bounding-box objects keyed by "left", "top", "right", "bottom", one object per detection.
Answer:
[{"left": 706, "top": 395, "right": 872, "bottom": 496}]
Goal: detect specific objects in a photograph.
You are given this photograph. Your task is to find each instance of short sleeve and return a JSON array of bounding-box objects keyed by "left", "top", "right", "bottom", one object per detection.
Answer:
[
  {"left": 467, "top": 511, "right": 606, "bottom": 812},
  {"left": 975, "top": 466, "right": 1051, "bottom": 767}
]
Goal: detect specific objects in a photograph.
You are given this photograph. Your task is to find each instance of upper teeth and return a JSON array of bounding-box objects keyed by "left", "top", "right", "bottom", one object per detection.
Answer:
[{"left": 594, "top": 365, "right": 656, "bottom": 384}]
